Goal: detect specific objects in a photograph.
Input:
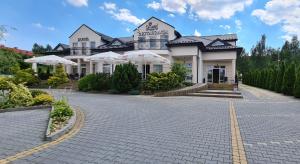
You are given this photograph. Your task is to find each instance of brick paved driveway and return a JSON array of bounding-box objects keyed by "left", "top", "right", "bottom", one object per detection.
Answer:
[
  {"left": 1, "top": 85, "right": 299, "bottom": 164},
  {"left": 13, "top": 93, "right": 232, "bottom": 164},
  {"left": 0, "top": 109, "right": 50, "bottom": 159}
]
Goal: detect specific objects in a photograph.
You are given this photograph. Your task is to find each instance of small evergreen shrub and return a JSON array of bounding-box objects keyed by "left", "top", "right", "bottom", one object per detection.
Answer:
[
  {"left": 30, "top": 89, "right": 48, "bottom": 98},
  {"left": 32, "top": 94, "right": 54, "bottom": 105},
  {"left": 171, "top": 63, "right": 188, "bottom": 83},
  {"left": 48, "top": 64, "right": 69, "bottom": 88},
  {"left": 144, "top": 72, "right": 180, "bottom": 91},
  {"left": 8, "top": 83, "right": 33, "bottom": 107},
  {"left": 112, "top": 63, "right": 141, "bottom": 93},
  {"left": 13, "top": 68, "right": 39, "bottom": 86},
  {"left": 78, "top": 73, "right": 111, "bottom": 92}
]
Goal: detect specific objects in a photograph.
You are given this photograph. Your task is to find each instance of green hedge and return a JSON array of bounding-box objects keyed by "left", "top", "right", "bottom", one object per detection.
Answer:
[
  {"left": 243, "top": 62, "right": 299, "bottom": 98},
  {"left": 78, "top": 73, "right": 111, "bottom": 92},
  {"left": 144, "top": 72, "right": 180, "bottom": 92}
]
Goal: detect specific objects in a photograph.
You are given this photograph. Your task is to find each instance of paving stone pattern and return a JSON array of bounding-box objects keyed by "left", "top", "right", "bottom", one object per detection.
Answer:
[
  {"left": 0, "top": 109, "right": 50, "bottom": 159},
  {"left": 235, "top": 101, "right": 300, "bottom": 164},
  {"left": 15, "top": 93, "right": 232, "bottom": 164}
]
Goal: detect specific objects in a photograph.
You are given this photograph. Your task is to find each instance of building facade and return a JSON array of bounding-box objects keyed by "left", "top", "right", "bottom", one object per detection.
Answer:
[{"left": 51, "top": 17, "right": 242, "bottom": 84}]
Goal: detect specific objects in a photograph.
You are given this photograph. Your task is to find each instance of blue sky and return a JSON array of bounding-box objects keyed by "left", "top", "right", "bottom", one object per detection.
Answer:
[{"left": 0, "top": 0, "right": 299, "bottom": 53}]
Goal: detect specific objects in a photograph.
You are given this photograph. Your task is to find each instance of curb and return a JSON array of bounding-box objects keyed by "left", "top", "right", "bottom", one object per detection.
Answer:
[
  {"left": 44, "top": 106, "right": 77, "bottom": 141},
  {"left": 0, "top": 105, "right": 52, "bottom": 113}
]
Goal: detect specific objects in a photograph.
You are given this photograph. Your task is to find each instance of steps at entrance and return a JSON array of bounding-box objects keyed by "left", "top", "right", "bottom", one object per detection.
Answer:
[{"left": 187, "top": 90, "right": 243, "bottom": 98}]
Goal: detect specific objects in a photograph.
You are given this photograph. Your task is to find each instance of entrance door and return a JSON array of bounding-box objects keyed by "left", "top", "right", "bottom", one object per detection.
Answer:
[{"left": 213, "top": 69, "right": 219, "bottom": 83}]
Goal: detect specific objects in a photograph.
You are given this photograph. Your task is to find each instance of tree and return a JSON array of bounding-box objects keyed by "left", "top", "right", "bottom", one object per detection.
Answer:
[
  {"left": 281, "top": 63, "right": 296, "bottom": 95},
  {"left": 112, "top": 62, "right": 141, "bottom": 93},
  {"left": 171, "top": 63, "right": 188, "bottom": 83},
  {"left": 47, "top": 64, "right": 69, "bottom": 87},
  {"left": 45, "top": 44, "right": 53, "bottom": 52},
  {"left": 0, "top": 25, "right": 8, "bottom": 41},
  {"left": 294, "top": 67, "right": 300, "bottom": 98},
  {"left": 275, "top": 63, "right": 285, "bottom": 93}
]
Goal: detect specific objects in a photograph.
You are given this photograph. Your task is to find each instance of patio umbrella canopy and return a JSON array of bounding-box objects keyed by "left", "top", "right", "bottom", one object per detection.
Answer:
[
  {"left": 25, "top": 55, "right": 77, "bottom": 66},
  {"left": 123, "top": 50, "right": 170, "bottom": 79},
  {"left": 85, "top": 51, "right": 126, "bottom": 64}
]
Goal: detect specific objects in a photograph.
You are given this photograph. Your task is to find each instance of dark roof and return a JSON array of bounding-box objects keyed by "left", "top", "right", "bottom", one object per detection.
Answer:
[
  {"left": 54, "top": 43, "right": 69, "bottom": 51},
  {"left": 167, "top": 34, "right": 241, "bottom": 51},
  {"left": 134, "top": 16, "right": 175, "bottom": 31},
  {"left": 69, "top": 24, "right": 113, "bottom": 42}
]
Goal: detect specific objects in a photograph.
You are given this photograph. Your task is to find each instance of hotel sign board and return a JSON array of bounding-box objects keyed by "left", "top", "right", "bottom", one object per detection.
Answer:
[
  {"left": 78, "top": 38, "right": 89, "bottom": 42},
  {"left": 137, "top": 22, "right": 168, "bottom": 36}
]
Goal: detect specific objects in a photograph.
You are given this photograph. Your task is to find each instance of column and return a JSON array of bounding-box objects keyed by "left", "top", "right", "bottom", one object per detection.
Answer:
[
  {"left": 232, "top": 59, "right": 236, "bottom": 84},
  {"left": 66, "top": 65, "right": 72, "bottom": 74},
  {"left": 77, "top": 58, "right": 81, "bottom": 75},
  {"left": 192, "top": 55, "right": 197, "bottom": 83},
  {"left": 198, "top": 50, "right": 203, "bottom": 83},
  {"left": 32, "top": 63, "right": 37, "bottom": 75},
  {"left": 89, "top": 61, "right": 93, "bottom": 74},
  {"left": 97, "top": 62, "right": 103, "bottom": 73}
]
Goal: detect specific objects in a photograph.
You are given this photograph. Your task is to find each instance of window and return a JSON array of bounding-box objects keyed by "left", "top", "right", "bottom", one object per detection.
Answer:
[
  {"left": 111, "top": 40, "right": 122, "bottom": 46},
  {"left": 72, "top": 43, "right": 78, "bottom": 55},
  {"left": 153, "top": 65, "right": 163, "bottom": 73},
  {"left": 138, "top": 37, "right": 146, "bottom": 49},
  {"left": 103, "top": 64, "right": 111, "bottom": 74},
  {"left": 90, "top": 41, "right": 96, "bottom": 48},
  {"left": 150, "top": 37, "right": 157, "bottom": 49},
  {"left": 211, "top": 41, "right": 224, "bottom": 46},
  {"left": 92, "top": 63, "right": 96, "bottom": 74},
  {"left": 160, "top": 35, "right": 169, "bottom": 50},
  {"left": 82, "top": 42, "right": 87, "bottom": 55}
]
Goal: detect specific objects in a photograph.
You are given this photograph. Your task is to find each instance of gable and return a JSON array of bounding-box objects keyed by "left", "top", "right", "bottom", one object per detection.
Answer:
[
  {"left": 133, "top": 17, "right": 176, "bottom": 41},
  {"left": 207, "top": 38, "right": 231, "bottom": 47},
  {"left": 111, "top": 40, "right": 123, "bottom": 46}
]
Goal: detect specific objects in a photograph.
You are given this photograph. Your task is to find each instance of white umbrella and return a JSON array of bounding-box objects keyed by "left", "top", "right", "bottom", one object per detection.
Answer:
[
  {"left": 123, "top": 50, "right": 170, "bottom": 79},
  {"left": 25, "top": 55, "right": 77, "bottom": 66},
  {"left": 85, "top": 51, "right": 126, "bottom": 64}
]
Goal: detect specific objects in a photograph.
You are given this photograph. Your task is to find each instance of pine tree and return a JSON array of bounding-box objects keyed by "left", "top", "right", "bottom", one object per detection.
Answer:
[
  {"left": 294, "top": 66, "right": 300, "bottom": 98},
  {"left": 281, "top": 63, "right": 296, "bottom": 95}
]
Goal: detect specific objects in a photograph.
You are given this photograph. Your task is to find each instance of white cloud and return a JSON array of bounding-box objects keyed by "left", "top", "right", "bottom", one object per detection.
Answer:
[
  {"left": 103, "top": 2, "right": 116, "bottom": 10},
  {"left": 126, "top": 28, "right": 131, "bottom": 33},
  {"left": 147, "top": 0, "right": 253, "bottom": 20},
  {"left": 66, "top": 0, "right": 88, "bottom": 7},
  {"left": 32, "top": 23, "right": 55, "bottom": 31},
  {"left": 147, "top": 1, "right": 161, "bottom": 10},
  {"left": 33, "top": 23, "right": 42, "bottom": 28},
  {"left": 168, "top": 13, "right": 175, "bottom": 17},
  {"left": 235, "top": 19, "right": 242, "bottom": 31},
  {"left": 194, "top": 29, "right": 201, "bottom": 36},
  {"left": 252, "top": 0, "right": 300, "bottom": 41},
  {"left": 219, "top": 25, "right": 231, "bottom": 30},
  {"left": 101, "top": 2, "right": 145, "bottom": 26}
]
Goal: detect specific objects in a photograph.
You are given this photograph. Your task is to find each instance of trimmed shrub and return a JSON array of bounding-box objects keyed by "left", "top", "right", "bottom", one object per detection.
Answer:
[
  {"left": 48, "top": 64, "right": 69, "bottom": 88},
  {"left": 32, "top": 94, "right": 54, "bottom": 105},
  {"left": 8, "top": 83, "right": 33, "bottom": 107},
  {"left": 144, "top": 72, "right": 180, "bottom": 91},
  {"left": 78, "top": 73, "right": 111, "bottom": 92},
  {"left": 30, "top": 89, "right": 48, "bottom": 98},
  {"left": 293, "top": 67, "right": 300, "bottom": 98},
  {"left": 281, "top": 63, "right": 296, "bottom": 95},
  {"left": 112, "top": 63, "right": 141, "bottom": 93},
  {"left": 171, "top": 63, "right": 188, "bottom": 83},
  {"left": 51, "top": 99, "right": 73, "bottom": 119},
  {"left": 275, "top": 63, "right": 285, "bottom": 93},
  {"left": 13, "top": 68, "right": 39, "bottom": 86}
]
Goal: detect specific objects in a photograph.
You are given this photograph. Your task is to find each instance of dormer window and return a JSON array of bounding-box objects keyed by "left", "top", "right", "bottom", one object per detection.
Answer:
[
  {"left": 211, "top": 41, "right": 225, "bottom": 46},
  {"left": 111, "top": 40, "right": 122, "bottom": 46}
]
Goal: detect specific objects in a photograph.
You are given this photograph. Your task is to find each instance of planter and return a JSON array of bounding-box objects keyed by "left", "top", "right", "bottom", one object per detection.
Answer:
[{"left": 44, "top": 106, "right": 77, "bottom": 141}]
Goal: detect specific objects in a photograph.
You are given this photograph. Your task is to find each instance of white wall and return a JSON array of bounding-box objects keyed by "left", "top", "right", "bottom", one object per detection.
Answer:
[
  {"left": 202, "top": 51, "right": 236, "bottom": 60},
  {"left": 69, "top": 25, "right": 106, "bottom": 55},
  {"left": 170, "top": 46, "right": 198, "bottom": 56}
]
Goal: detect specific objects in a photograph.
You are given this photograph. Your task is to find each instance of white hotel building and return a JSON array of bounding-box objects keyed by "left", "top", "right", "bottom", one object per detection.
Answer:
[{"left": 50, "top": 17, "right": 242, "bottom": 84}]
